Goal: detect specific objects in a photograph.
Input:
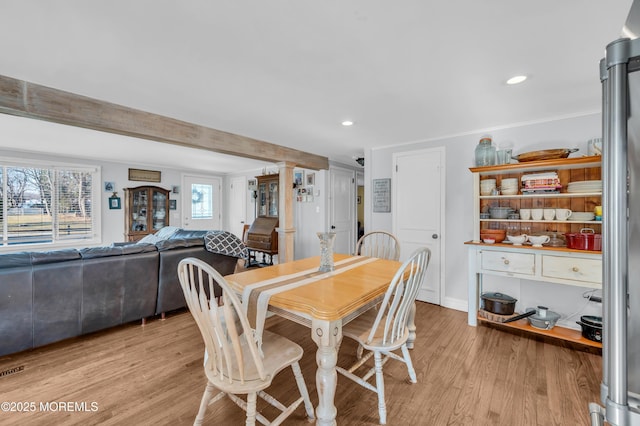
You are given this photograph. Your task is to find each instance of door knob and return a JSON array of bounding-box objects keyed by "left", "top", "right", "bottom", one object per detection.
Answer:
[
  {"left": 331, "top": 225, "right": 336, "bottom": 229},
  {"left": 432, "top": 234, "right": 438, "bottom": 239}
]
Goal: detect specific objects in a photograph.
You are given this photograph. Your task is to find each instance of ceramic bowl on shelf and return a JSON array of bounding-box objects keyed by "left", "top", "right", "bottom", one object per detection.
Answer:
[
  {"left": 480, "top": 229, "right": 506, "bottom": 243},
  {"left": 489, "top": 207, "right": 515, "bottom": 219}
]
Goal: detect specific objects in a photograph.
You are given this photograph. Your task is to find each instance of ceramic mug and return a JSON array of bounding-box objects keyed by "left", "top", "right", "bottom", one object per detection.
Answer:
[
  {"left": 531, "top": 208, "right": 544, "bottom": 220},
  {"left": 519, "top": 208, "right": 531, "bottom": 220},
  {"left": 555, "top": 208, "right": 572, "bottom": 221},
  {"left": 543, "top": 208, "right": 555, "bottom": 221}
]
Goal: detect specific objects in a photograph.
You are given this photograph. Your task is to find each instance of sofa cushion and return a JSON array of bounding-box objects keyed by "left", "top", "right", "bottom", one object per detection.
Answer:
[
  {"left": 155, "top": 238, "right": 203, "bottom": 251},
  {"left": 122, "top": 248, "right": 159, "bottom": 323},
  {"left": 80, "top": 246, "right": 123, "bottom": 259},
  {"left": 0, "top": 252, "right": 33, "bottom": 356},
  {"left": 121, "top": 243, "right": 157, "bottom": 255},
  {"left": 171, "top": 229, "right": 209, "bottom": 239},
  {"left": 0, "top": 252, "right": 32, "bottom": 269},
  {"left": 31, "top": 249, "right": 81, "bottom": 265},
  {"left": 33, "top": 254, "right": 83, "bottom": 347}
]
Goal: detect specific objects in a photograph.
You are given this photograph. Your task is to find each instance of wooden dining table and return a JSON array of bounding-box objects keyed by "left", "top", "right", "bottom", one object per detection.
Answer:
[{"left": 225, "top": 253, "right": 409, "bottom": 426}]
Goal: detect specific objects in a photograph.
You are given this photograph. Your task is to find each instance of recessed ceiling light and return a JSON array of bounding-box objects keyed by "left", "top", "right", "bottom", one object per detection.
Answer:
[
  {"left": 341, "top": 120, "right": 354, "bottom": 126},
  {"left": 506, "top": 75, "right": 527, "bottom": 85}
]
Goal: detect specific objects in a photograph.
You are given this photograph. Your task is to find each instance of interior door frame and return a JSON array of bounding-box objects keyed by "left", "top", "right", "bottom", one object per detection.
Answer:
[
  {"left": 329, "top": 166, "right": 356, "bottom": 256},
  {"left": 392, "top": 146, "right": 446, "bottom": 305}
]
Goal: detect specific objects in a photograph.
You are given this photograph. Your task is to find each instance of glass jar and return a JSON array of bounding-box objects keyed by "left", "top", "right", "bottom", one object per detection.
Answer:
[{"left": 475, "top": 137, "right": 496, "bottom": 166}]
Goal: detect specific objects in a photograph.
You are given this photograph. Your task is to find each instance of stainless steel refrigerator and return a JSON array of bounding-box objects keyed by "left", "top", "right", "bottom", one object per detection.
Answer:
[{"left": 592, "top": 3, "right": 640, "bottom": 424}]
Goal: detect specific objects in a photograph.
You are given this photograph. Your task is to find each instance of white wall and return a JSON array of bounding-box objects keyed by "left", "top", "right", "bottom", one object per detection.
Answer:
[{"left": 368, "top": 113, "right": 604, "bottom": 327}]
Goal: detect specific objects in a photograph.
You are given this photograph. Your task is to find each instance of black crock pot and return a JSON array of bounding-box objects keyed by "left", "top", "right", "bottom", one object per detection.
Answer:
[
  {"left": 481, "top": 292, "right": 517, "bottom": 315},
  {"left": 576, "top": 315, "right": 602, "bottom": 342}
]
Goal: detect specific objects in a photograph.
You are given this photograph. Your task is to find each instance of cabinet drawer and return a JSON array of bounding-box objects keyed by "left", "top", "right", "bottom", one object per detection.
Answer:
[
  {"left": 481, "top": 251, "right": 535, "bottom": 275},
  {"left": 542, "top": 255, "right": 601, "bottom": 284}
]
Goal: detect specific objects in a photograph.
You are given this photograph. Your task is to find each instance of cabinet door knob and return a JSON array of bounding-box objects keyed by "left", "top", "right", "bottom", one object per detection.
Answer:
[
  {"left": 572, "top": 266, "right": 579, "bottom": 272},
  {"left": 503, "top": 258, "right": 510, "bottom": 265}
]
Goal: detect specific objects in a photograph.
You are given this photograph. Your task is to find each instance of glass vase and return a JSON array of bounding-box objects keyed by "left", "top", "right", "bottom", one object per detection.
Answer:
[{"left": 317, "top": 232, "right": 336, "bottom": 272}]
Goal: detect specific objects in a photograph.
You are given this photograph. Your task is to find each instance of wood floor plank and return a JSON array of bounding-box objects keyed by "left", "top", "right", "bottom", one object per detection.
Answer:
[{"left": 0, "top": 303, "right": 602, "bottom": 425}]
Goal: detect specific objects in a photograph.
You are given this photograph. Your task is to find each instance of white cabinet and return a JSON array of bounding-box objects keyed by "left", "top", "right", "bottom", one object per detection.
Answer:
[{"left": 467, "top": 156, "right": 602, "bottom": 348}]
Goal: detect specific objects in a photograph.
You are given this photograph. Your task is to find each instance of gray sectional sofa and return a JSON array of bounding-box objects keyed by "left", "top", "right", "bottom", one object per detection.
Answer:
[{"left": 0, "top": 230, "right": 239, "bottom": 357}]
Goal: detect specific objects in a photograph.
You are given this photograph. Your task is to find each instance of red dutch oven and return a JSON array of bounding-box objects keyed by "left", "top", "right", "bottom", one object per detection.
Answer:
[{"left": 564, "top": 228, "right": 602, "bottom": 251}]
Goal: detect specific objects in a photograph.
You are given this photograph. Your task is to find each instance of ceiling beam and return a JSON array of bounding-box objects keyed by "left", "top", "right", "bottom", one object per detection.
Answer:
[{"left": 0, "top": 74, "right": 329, "bottom": 170}]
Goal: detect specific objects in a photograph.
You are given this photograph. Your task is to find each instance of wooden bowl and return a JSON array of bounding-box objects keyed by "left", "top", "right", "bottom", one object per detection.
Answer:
[{"left": 480, "top": 229, "right": 506, "bottom": 243}]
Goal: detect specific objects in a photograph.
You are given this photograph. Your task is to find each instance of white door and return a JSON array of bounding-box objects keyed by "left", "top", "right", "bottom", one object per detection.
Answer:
[
  {"left": 182, "top": 175, "right": 222, "bottom": 230},
  {"left": 330, "top": 167, "right": 356, "bottom": 255},
  {"left": 228, "top": 176, "right": 247, "bottom": 239},
  {"left": 393, "top": 148, "right": 444, "bottom": 304}
]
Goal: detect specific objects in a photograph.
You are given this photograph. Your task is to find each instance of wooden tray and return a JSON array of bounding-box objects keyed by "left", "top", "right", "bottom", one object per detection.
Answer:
[{"left": 513, "top": 148, "right": 578, "bottom": 162}]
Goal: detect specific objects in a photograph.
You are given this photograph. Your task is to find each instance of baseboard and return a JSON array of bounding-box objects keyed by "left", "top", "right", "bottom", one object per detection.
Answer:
[{"left": 441, "top": 296, "right": 468, "bottom": 312}]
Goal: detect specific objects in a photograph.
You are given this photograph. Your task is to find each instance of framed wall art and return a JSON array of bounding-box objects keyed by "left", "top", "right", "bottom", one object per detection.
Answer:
[
  {"left": 109, "top": 193, "right": 121, "bottom": 210},
  {"left": 128, "top": 168, "right": 161, "bottom": 183},
  {"left": 372, "top": 178, "right": 391, "bottom": 212}
]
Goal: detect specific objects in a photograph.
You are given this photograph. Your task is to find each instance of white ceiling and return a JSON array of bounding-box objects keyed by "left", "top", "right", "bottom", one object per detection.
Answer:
[{"left": 0, "top": 1, "right": 634, "bottom": 172}]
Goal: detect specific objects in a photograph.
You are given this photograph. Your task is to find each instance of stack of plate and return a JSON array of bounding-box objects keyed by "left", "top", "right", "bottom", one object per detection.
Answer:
[
  {"left": 500, "top": 178, "right": 519, "bottom": 195},
  {"left": 567, "top": 180, "right": 602, "bottom": 193},
  {"left": 480, "top": 179, "right": 497, "bottom": 196},
  {"left": 568, "top": 212, "right": 596, "bottom": 221}
]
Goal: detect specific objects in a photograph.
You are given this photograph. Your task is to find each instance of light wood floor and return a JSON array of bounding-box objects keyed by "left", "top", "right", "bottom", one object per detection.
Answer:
[{"left": 0, "top": 302, "right": 602, "bottom": 425}]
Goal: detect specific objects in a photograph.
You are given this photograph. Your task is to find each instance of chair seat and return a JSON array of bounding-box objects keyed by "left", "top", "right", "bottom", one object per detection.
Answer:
[
  {"left": 343, "top": 309, "right": 409, "bottom": 351},
  {"left": 205, "top": 330, "right": 304, "bottom": 394}
]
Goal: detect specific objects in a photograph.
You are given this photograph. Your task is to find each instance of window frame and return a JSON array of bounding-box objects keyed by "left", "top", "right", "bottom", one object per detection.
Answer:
[{"left": 0, "top": 156, "right": 102, "bottom": 251}]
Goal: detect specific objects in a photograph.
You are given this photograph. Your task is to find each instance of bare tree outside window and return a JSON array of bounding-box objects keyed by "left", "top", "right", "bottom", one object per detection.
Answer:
[{"left": 0, "top": 163, "right": 96, "bottom": 246}]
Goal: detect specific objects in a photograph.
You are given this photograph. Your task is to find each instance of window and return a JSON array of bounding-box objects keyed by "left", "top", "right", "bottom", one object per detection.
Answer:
[
  {"left": 0, "top": 159, "right": 100, "bottom": 248},
  {"left": 191, "top": 183, "right": 213, "bottom": 219}
]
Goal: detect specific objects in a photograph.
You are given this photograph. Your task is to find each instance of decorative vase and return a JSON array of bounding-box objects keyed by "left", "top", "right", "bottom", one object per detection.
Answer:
[{"left": 317, "top": 232, "right": 336, "bottom": 272}]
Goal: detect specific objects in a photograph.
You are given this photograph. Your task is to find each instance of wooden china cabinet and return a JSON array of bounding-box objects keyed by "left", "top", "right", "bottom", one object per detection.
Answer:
[
  {"left": 245, "top": 174, "right": 279, "bottom": 266},
  {"left": 124, "top": 185, "right": 170, "bottom": 242}
]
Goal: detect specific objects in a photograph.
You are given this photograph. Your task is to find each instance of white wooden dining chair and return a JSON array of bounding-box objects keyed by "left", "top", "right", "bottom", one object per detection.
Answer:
[
  {"left": 355, "top": 231, "right": 401, "bottom": 261},
  {"left": 336, "top": 247, "right": 431, "bottom": 425},
  {"left": 177, "top": 257, "right": 315, "bottom": 426}
]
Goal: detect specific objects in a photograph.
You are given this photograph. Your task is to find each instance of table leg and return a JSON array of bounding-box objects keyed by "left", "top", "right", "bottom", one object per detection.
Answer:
[
  {"left": 311, "top": 318, "right": 342, "bottom": 426},
  {"left": 407, "top": 302, "right": 416, "bottom": 349}
]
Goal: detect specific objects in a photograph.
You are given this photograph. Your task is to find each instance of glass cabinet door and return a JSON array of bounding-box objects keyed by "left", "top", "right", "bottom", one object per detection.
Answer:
[
  {"left": 152, "top": 189, "right": 168, "bottom": 230},
  {"left": 268, "top": 181, "right": 278, "bottom": 217},
  {"left": 131, "top": 188, "right": 149, "bottom": 232},
  {"left": 258, "top": 182, "right": 268, "bottom": 216}
]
